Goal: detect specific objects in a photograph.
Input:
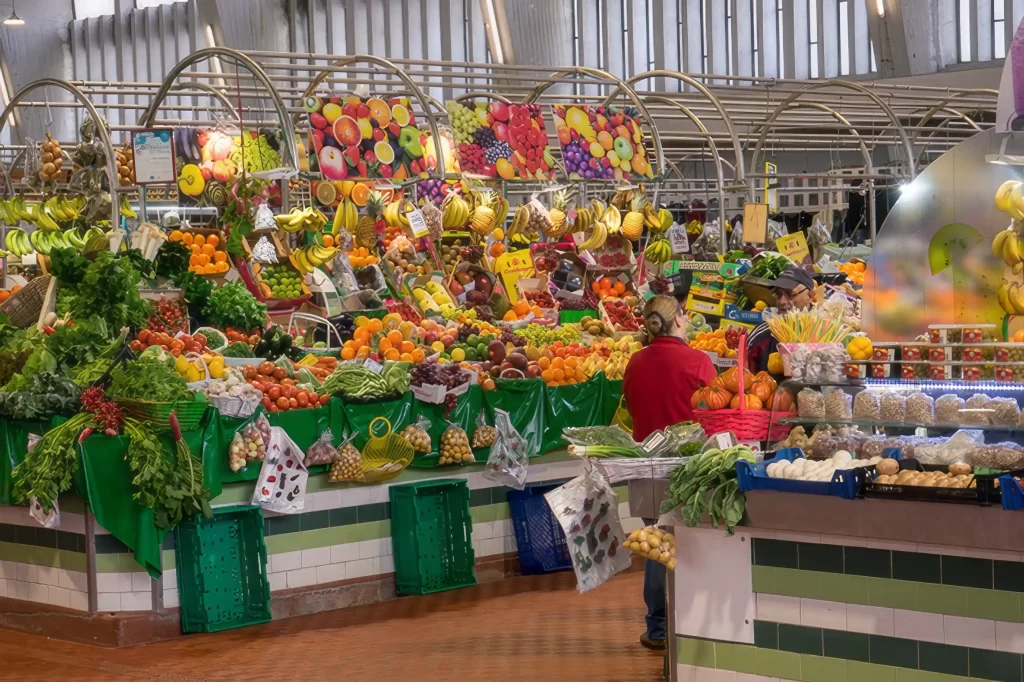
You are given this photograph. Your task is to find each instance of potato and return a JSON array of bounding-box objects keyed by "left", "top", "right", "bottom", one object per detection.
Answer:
[
  {"left": 648, "top": 548, "right": 662, "bottom": 560},
  {"left": 949, "top": 463, "right": 972, "bottom": 476},
  {"left": 648, "top": 536, "right": 661, "bottom": 549},
  {"left": 667, "top": 558, "right": 677, "bottom": 570},
  {"left": 640, "top": 541, "right": 651, "bottom": 553},
  {"left": 875, "top": 458, "right": 899, "bottom": 476}
]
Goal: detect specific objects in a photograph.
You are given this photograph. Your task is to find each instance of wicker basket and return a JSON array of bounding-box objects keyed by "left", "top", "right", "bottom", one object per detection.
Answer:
[
  {"left": 206, "top": 389, "right": 262, "bottom": 419},
  {"left": 117, "top": 397, "right": 207, "bottom": 432},
  {"left": 1, "top": 275, "right": 52, "bottom": 327},
  {"left": 361, "top": 417, "right": 415, "bottom": 483}
]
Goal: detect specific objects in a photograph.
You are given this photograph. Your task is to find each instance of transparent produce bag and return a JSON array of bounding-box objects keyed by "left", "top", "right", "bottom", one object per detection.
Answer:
[
  {"left": 304, "top": 428, "right": 337, "bottom": 467},
  {"left": 483, "top": 408, "right": 529, "bottom": 490},
  {"left": 544, "top": 466, "right": 632, "bottom": 594},
  {"left": 438, "top": 422, "right": 473, "bottom": 466},
  {"left": 228, "top": 414, "right": 271, "bottom": 473},
  {"left": 400, "top": 415, "right": 432, "bottom": 454},
  {"left": 329, "top": 434, "right": 364, "bottom": 483},
  {"left": 471, "top": 411, "right": 497, "bottom": 449},
  {"left": 251, "top": 426, "right": 308, "bottom": 514}
]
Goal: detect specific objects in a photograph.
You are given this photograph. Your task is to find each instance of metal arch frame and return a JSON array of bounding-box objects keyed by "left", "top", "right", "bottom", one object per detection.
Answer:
[
  {"left": 520, "top": 66, "right": 666, "bottom": 180},
  {"left": 0, "top": 78, "right": 118, "bottom": 225},
  {"left": 643, "top": 95, "right": 728, "bottom": 252},
  {"left": 165, "top": 81, "right": 242, "bottom": 123},
  {"left": 139, "top": 47, "right": 298, "bottom": 175},
  {"left": 606, "top": 70, "right": 747, "bottom": 188},
  {"left": 296, "top": 54, "right": 446, "bottom": 177},
  {"left": 454, "top": 92, "right": 513, "bottom": 105},
  {"left": 748, "top": 79, "right": 918, "bottom": 202},
  {"left": 910, "top": 111, "right": 981, "bottom": 168}
]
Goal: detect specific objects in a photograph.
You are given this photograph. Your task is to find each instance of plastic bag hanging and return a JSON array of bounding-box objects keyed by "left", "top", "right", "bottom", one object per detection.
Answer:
[
  {"left": 304, "top": 428, "right": 337, "bottom": 467},
  {"left": 254, "top": 202, "right": 277, "bottom": 231},
  {"left": 400, "top": 415, "right": 432, "bottom": 454},
  {"left": 438, "top": 421, "right": 473, "bottom": 466},
  {"left": 228, "top": 413, "right": 271, "bottom": 473},
  {"left": 483, "top": 408, "right": 529, "bottom": 490},
  {"left": 251, "top": 426, "right": 308, "bottom": 514},
  {"left": 544, "top": 466, "right": 631, "bottom": 594},
  {"left": 329, "top": 433, "right": 365, "bottom": 483}
]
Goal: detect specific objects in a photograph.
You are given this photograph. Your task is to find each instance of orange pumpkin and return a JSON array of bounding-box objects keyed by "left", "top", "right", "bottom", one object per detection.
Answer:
[
  {"left": 753, "top": 371, "right": 777, "bottom": 392},
  {"left": 721, "top": 366, "right": 755, "bottom": 393},
  {"left": 702, "top": 385, "right": 733, "bottom": 410},
  {"left": 731, "top": 393, "right": 763, "bottom": 410},
  {"left": 691, "top": 387, "right": 706, "bottom": 409},
  {"left": 709, "top": 374, "right": 727, "bottom": 391},
  {"left": 769, "top": 388, "right": 795, "bottom": 412},
  {"left": 749, "top": 380, "right": 774, "bottom": 404}
]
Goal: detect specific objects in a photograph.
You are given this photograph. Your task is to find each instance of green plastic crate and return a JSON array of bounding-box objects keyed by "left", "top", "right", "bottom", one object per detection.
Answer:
[
  {"left": 174, "top": 505, "right": 271, "bottom": 633},
  {"left": 389, "top": 479, "right": 476, "bottom": 595},
  {"left": 560, "top": 309, "right": 597, "bottom": 324}
]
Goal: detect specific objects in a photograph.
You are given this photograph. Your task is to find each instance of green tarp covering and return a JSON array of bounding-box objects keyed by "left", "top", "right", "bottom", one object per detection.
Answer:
[{"left": 0, "top": 374, "right": 625, "bottom": 576}]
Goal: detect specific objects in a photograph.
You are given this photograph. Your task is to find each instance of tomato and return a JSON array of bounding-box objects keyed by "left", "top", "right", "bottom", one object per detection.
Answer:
[
  {"left": 288, "top": 398, "right": 298, "bottom": 409},
  {"left": 276, "top": 396, "right": 290, "bottom": 410},
  {"left": 268, "top": 404, "right": 279, "bottom": 412},
  {"left": 244, "top": 367, "right": 258, "bottom": 381},
  {"left": 282, "top": 385, "right": 297, "bottom": 399},
  {"left": 262, "top": 397, "right": 272, "bottom": 410},
  {"left": 130, "top": 340, "right": 144, "bottom": 351},
  {"left": 137, "top": 329, "right": 151, "bottom": 344},
  {"left": 170, "top": 348, "right": 181, "bottom": 357},
  {"left": 280, "top": 378, "right": 295, "bottom": 387},
  {"left": 268, "top": 386, "right": 282, "bottom": 401},
  {"left": 308, "top": 391, "right": 320, "bottom": 405},
  {"left": 170, "top": 339, "right": 185, "bottom": 352},
  {"left": 184, "top": 342, "right": 201, "bottom": 353},
  {"left": 258, "top": 361, "right": 276, "bottom": 376},
  {"left": 296, "top": 391, "right": 309, "bottom": 408},
  {"left": 194, "top": 333, "right": 207, "bottom": 347},
  {"left": 272, "top": 367, "right": 288, "bottom": 381}
]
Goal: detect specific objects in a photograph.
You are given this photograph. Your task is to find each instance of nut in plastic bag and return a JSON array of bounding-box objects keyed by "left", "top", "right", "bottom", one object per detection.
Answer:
[
  {"left": 483, "top": 408, "right": 529, "bottom": 490},
  {"left": 228, "top": 414, "right": 271, "bottom": 472},
  {"left": 329, "top": 433, "right": 364, "bottom": 483}
]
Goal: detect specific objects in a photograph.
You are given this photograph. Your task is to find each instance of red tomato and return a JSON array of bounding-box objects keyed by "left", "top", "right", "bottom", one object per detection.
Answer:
[
  {"left": 308, "top": 391, "right": 320, "bottom": 405},
  {"left": 272, "top": 368, "right": 288, "bottom": 381},
  {"left": 170, "top": 348, "right": 181, "bottom": 357},
  {"left": 276, "top": 396, "right": 290, "bottom": 410},
  {"left": 268, "top": 386, "right": 282, "bottom": 401},
  {"left": 296, "top": 391, "right": 309, "bottom": 408},
  {"left": 282, "top": 385, "right": 297, "bottom": 399},
  {"left": 280, "top": 378, "right": 295, "bottom": 387},
  {"left": 130, "top": 340, "right": 144, "bottom": 351},
  {"left": 288, "top": 398, "right": 298, "bottom": 409},
  {"left": 268, "top": 404, "right": 279, "bottom": 412},
  {"left": 137, "top": 329, "right": 151, "bottom": 344},
  {"left": 262, "top": 397, "right": 272, "bottom": 410}
]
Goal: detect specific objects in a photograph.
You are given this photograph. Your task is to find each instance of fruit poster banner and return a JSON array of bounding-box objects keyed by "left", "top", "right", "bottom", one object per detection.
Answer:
[
  {"left": 445, "top": 100, "right": 556, "bottom": 180},
  {"left": 305, "top": 95, "right": 434, "bottom": 181},
  {"left": 175, "top": 127, "right": 283, "bottom": 206},
  {"left": 552, "top": 104, "right": 656, "bottom": 182}
]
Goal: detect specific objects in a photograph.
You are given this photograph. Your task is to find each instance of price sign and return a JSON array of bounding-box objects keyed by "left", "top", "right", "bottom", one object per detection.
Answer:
[
  {"left": 493, "top": 249, "right": 535, "bottom": 303},
  {"left": 363, "top": 359, "right": 383, "bottom": 374},
  {"left": 775, "top": 232, "right": 813, "bottom": 270},
  {"left": 667, "top": 224, "right": 689, "bottom": 254},
  {"left": 21, "top": 252, "right": 37, "bottom": 266},
  {"left": 406, "top": 208, "right": 429, "bottom": 238},
  {"left": 132, "top": 129, "right": 176, "bottom": 184}
]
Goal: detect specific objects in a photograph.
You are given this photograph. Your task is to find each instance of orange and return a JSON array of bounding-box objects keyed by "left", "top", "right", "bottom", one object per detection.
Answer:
[
  {"left": 368, "top": 318, "right": 383, "bottom": 333},
  {"left": 591, "top": 281, "right": 601, "bottom": 294},
  {"left": 193, "top": 234, "right": 206, "bottom": 247},
  {"left": 513, "top": 300, "right": 530, "bottom": 317},
  {"left": 566, "top": 378, "right": 577, "bottom": 385},
  {"left": 216, "top": 261, "right": 229, "bottom": 273},
  {"left": 552, "top": 368, "right": 565, "bottom": 381},
  {"left": 354, "top": 327, "right": 371, "bottom": 343},
  {"left": 565, "top": 357, "right": 578, "bottom": 369},
  {"left": 378, "top": 338, "right": 393, "bottom": 353},
  {"left": 541, "top": 369, "right": 554, "bottom": 382},
  {"left": 197, "top": 254, "right": 211, "bottom": 266},
  {"left": 575, "top": 368, "right": 586, "bottom": 381},
  {"left": 181, "top": 233, "right": 193, "bottom": 245},
  {"left": 206, "top": 234, "right": 219, "bottom": 247},
  {"left": 214, "top": 251, "right": 228, "bottom": 263},
  {"left": 387, "top": 330, "right": 403, "bottom": 346},
  {"left": 538, "top": 356, "right": 550, "bottom": 369},
  {"left": 400, "top": 340, "right": 415, "bottom": 354},
  {"left": 411, "top": 348, "right": 426, "bottom": 363},
  {"left": 503, "top": 310, "right": 518, "bottom": 321},
  {"left": 191, "top": 244, "right": 201, "bottom": 254},
  {"left": 400, "top": 352, "right": 414, "bottom": 362},
  {"left": 201, "top": 243, "right": 216, "bottom": 256},
  {"left": 551, "top": 357, "right": 565, "bottom": 369},
  {"left": 9, "top": 285, "right": 20, "bottom": 293},
  {"left": 341, "top": 347, "right": 356, "bottom": 360},
  {"left": 322, "top": 235, "right": 335, "bottom": 248},
  {"left": 384, "top": 348, "right": 400, "bottom": 361},
  {"left": 189, "top": 255, "right": 199, "bottom": 266},
  {"left": 357, "top": 346, "right": 371, "bottom": 358},
  {"left": 203, "top": 263, "right": 218, "bottom": 274},
  {"left": 169, "top": 230, "right": 184, "bottom": 242}
]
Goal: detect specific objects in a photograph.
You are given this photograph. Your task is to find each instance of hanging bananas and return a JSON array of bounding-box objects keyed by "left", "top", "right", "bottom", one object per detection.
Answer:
[
  {"left": 275, "top": 207, "right": 328, "bottom": 233},
  {"left": 644, "top": 238, "right": 672, "bottom": 264},
  {"left": 441, "top": 192, "right": 471, "bottom": 230},
  {"left": 577, "top": 220, "right": 608, "bottom": 251},
  {"left": 291, "top": 244, "right": 339, "bottom": 275},
  {"left": 332, "top": 197, "right": 359, "bottom": 236}
]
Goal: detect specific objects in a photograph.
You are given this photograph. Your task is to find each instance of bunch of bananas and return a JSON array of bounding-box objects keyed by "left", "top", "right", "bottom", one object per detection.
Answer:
[
  {"left": 3, "top": 229, "right": 30, "bottom": 257},
  {"left": 441, "top": 192, "right": 471, "bottom": 229},
  {"left": 999, "top": 280, "right": 1024, "bottom": 315},
  {"left": 331, "top": 197, "right": 358, "bottom": 236},
  {"left": 383, "top": 199, "right": 417, "bottom": 229},
  {"left": 577, "top": 220, "right": 608, "bottom": 251},
  {"left": 644, "top": 238, "right": 672, "bottom": 264},
  {"left": 292, "top": 244, "right": 339, "bottom": 274},
  {"left": 275, "top": 207, "right": 328, "bottom": 233},
  {"left": 119, "top": 195, "right": 137, "bottom": 220},
  {"left": 993, "top": 228, "right": 1024, "bottom": 275},
  {"left": 0, "top": 196, "right": 33, "bottom": 226},
  {"left": 996, "top": 180, "right": 1024, "bottom": 220},
  {"left": 650, "top": 207, "right": 673, "bottom": 235},
  {"left": 602, "top": 205, "right": 622, "bottom": 235},
  {"left": 573, "top": 205, "right": 594, "bottom": 234}
]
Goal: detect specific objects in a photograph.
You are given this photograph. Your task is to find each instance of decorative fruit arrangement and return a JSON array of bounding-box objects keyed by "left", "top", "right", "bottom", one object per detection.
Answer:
[
  {"left": 244, "top": 361, "right": 328, "bottom": 412},
  {"left": 258, "top": 263, "right": 305, "bottom": 299},
  {"left": 553, "top": 104, "right": 654, "bottom": 181},
  {"left": 601, "top": 299, "right": 642, "bottom": 332},
  {"left": 445, "top": 100, "right": 556, "bottom": 180},
  {"left": 115, "top": 145, "right": 135, "bottom": 186},
  {"left": 228, "top": 420, "right": 269, "bottom": 472},
  {"left": 626, "top": 526, "right": 676, "bottom": 569},
  {"left": 169, "top": 230, "right": 231, "bottom": 276},
  {"left": 305, "top": 94, "right": 433, "bottom": 180},
  {"left": 37, "top": 133, "right": 64, "bottom": 183}
]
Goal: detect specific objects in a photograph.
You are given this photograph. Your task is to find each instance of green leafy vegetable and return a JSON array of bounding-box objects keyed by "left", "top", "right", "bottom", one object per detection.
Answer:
[
  {"left": 0, "top": 371, "right": 82, "bottom": 419},
  {"left": 660, "top": 444, "right": 754, "bottom": 535},
  {"left": 108, "top": 357, "right": 193, "bottom": 403},
  {"left": 201, "top": 282, "right": 267, "bottom": 333},
  {"left": 154, "top": 241, "right": 191, "bottom": 280},
  {"left": 13, "top": 413, "right": 91, "bottom": 511},
  {"left": 49, "top": 248, "right": 89, "bottom": 288},
  {"left": 172, "top": 271, "right": 214, "bottom": 320},
  {"left": 120, "top": 248, "right": 156, "bottom": 280},
  {"left": 222, "top": 341, "right": 255, "bottom": 357},
  {"left": 58, "top": 252, "right": 149, "bottom": 330}
]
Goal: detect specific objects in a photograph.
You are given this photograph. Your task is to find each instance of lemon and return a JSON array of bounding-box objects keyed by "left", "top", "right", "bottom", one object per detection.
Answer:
[
  {"left": 451, "top": 348, "right": 465, "bottom": 361},
  {"left": 185, "top": 365, "right": 201, "bottom": 382},
  {"left": 354, "top": 314, "right": 371, "bottom": 326},
  {"left": 493, "top": 228, "right": 505, "bottom": 240},
  {"left": 413, "top": 289, "right": 428, "bottom": 301}
]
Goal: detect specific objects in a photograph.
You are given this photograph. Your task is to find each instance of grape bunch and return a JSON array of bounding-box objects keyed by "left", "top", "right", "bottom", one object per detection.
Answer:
[
  {"left": 458, "top": 324, "right": 481, "bottom": 343},
  {"left": 500, "top": 328, "right": 527, "bottom": 348},
  {"left": 485, "top": 141, "right": 513, "bottom": 164},
  {"left": 558, "top": 297, "right": 592, "bottom": 311},
  {"left": 514, "top": 322, "right": 583, "bottom": 346},
  {"left": 650, "top": 276, "right": 672, "bottom": 296},
  {"left": 473, "top": 127, "right": 497, "bottom": 147},
  {"left": 446, "top": 101, "right": 481, "bottom": 144},
  {"left": 460, "top": 245, "right": 484, "bottom": 263},
  {"left": 443, "top": 393, "right": 458, "bottom": 419}
]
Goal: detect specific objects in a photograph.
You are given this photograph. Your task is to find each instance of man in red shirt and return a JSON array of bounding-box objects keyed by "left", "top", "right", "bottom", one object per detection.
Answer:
[{"left": 621, "top": 295, "right": 716, "bottom": 650}]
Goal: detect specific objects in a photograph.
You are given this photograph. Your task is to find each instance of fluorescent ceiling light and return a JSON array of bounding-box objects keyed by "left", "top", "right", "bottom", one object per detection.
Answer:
[
  {"left": 875, "top": 0, "right": 885, "bottom": 18},
  {"left": 4, "top": 3, "right": 24, "bottom": 26}
]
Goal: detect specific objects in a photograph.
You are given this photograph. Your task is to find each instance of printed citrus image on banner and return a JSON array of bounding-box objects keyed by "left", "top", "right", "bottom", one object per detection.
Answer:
[
  {"left": 552, "top": 104, "right": 655, "bottom": 182},
  {"left": 304, "top": 95, "right": 438, "bottom": 181},
  {"left": 445, "top": 100, "right": 557, "bottom": 180}
]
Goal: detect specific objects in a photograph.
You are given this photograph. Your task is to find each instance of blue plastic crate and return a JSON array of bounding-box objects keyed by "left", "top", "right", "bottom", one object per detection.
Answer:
[
  {"left": 737, "top": 448, "right": 899, "bottom": 500},
  {"left": 1000, "top": 476, "right": 1024, "bottom": 510},
  {"left": 508, "top": 482, "right": 572, "bottom": 575}
]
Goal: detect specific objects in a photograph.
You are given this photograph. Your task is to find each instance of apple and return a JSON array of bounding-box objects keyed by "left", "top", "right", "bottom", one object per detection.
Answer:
[
  {"left": 424, "top": 331, "right": 439, "bottom": 345},
  {"left": 441, "top": 334, "right": 455, "bottom": 348},
  {"left": 489, "top": 102, "right": 510, "bottom": 122},
  {"left": 318, "top": 147, "right": 348, "bottom": 180}
]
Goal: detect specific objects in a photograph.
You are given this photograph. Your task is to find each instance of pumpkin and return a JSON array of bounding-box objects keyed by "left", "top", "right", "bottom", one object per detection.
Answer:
[
  {"left": 753, "top": 371, "right": 777, "bottom": 392},
  {"left": 749, "top": 380, "right": 775, "bottom": 403},
  {"left": 769, "top": 388, "right": 795, "bottom": 412},
  {"left": 767, "top": 352, "right": 785, "bottom": 375},
  {"left": 709, "top": 374, "right": 727, "bottom": 390},
  {"left": 721, "top": 366, "right": 755, "bottom": 393},
  {"left": 691, "top": 387, "right": 706, "bottom": 408},
  {"left": 702, "top": 385, "right": 732, "bottom": 410},
  {"left": 731, "top": 393, "right": 763, "bottom": 410}
]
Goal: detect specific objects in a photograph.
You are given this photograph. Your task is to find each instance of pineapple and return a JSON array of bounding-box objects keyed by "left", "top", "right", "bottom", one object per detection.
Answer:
[
  {"left": 469, "top": 190, "right": 496, "bottom": 236},
  {"left": 357, "top": 190, "right": 386, "bottom": 249},
  {"left": 621, "top": 195, "right": 647, "bottom": 241},
  {"left": 546, "top": 189, "right": 570, "bottom": 238}
]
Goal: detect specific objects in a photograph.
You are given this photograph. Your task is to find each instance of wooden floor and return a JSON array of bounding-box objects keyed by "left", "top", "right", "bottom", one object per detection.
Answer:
[{"left": 0, "top": 570, "right": 664, "bottom": 682}]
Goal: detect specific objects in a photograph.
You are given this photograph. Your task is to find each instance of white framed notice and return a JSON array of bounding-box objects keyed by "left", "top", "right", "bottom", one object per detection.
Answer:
[{"left": 132, "top": 129, "right": 176, "bottom": 184}]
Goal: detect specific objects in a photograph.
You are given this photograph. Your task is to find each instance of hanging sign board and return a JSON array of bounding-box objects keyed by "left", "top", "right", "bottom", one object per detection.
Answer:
[
  {"left": 132, "top": 129, "right": 176, "bottom": 184},
  {"left": 667, "top": 224, "right": 689, "bottom": 254},
  {"left": 764, "top": 162, "right": 778, "bottom": 211},
  {"left": 493, "top": 249, "right": 535, "bottom": 303},
  {"left": 776, "top": 232, "right": 813, "bottom": 271},
  {"left": 742, "top": 203, "right": 768, "bottom": 244}
]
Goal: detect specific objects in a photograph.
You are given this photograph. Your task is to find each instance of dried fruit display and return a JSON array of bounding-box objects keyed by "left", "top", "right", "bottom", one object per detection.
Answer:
[{"left": 553, "top": 104, "right": 655, "bottom": 181}]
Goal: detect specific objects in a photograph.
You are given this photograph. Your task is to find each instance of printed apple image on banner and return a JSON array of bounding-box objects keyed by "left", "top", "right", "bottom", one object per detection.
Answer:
[
  {"left": 305, "top": 95, "right": 435, "bottom": 180},
  {"left": 552, "top": 104, "right": 655, "bottom": 182},
  {"left": 445, "top": 100, "right": 556, "bottom": 180},
  {"left": 174, "top": 126, "right": 282, "bottom": 205}
]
